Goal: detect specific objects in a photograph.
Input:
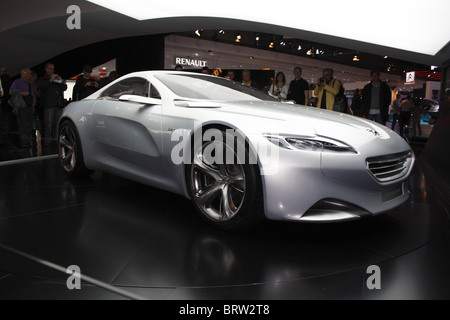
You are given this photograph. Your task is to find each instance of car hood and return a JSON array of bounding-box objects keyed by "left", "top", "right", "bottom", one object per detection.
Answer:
[{"left": 214, "top": 100, "right": 411, "bottom": 154}]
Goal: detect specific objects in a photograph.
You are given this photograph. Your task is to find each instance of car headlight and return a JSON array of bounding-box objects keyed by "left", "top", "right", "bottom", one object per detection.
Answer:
[{"left": 264, "top": 135, "right": 356, "bottom": 153}]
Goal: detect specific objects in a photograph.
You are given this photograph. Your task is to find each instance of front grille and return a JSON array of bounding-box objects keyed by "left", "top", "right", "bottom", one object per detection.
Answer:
[{"left": 367, "top": 151, "right": 412, "bottom": 182}]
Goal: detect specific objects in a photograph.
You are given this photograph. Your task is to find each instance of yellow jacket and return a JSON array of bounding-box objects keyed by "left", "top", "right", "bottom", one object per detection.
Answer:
[{"left": 313, "top": 79, "right": 341, "bottom": 110}]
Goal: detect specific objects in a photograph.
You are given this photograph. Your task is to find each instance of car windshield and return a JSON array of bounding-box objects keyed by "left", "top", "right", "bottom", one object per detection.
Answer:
[{"left": 155, "top": 74, "right": 277, "bottom": 101}]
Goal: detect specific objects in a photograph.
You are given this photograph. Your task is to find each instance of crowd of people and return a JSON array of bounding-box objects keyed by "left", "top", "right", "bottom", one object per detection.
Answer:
[
  {"left": 0, "top": 62, "right": 430, "bottom": 158},
  {"left": 0, "top": 63, "right": 118, "bottom": 156},
  {"left": 181, "top": 65, "right": 428, "bottom": 136}
]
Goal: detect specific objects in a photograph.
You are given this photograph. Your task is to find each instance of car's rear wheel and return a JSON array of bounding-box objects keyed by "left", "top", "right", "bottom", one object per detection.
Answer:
[
  {"left": 58, "top": 120, "right": 91, "bottom": 177},
  {"left": 186, "top": 129, "right": 264, "bottom": 230}
]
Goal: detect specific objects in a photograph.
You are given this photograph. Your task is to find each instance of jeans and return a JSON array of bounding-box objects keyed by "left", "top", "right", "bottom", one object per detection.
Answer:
[
  {"left": 0, "top": 108, "right": 7, "bottom": 145},
  {"left": 399, "top": 112, "right": 412, "bottom": 138},
  {"left": 0, "top": 103, "right": 12, "bottom": 136},
  {"left": 44, "top": 107, "right": 62, "bottom": 143},
  {"left": 17, "top": 107, "right": 34, "bottom": 147},
  {"left": 391, "top": 113, "right": 399, "bottom": 131},
  {"left": 366, "top": 113, "right": 382, "bottom": 124}
]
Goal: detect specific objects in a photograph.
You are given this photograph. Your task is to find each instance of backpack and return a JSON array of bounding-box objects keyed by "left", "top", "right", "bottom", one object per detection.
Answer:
[{"left": 333, "top": 80, "right": 348, "bottom": 113}]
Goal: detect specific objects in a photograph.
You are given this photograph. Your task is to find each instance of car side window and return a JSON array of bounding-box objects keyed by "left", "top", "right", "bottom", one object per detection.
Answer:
[
  {"left": 150, "top": 84, "right": 161, "bottom": 99},
  {"left": 100, "top": 77, "right": 150, "bottom": 99}
]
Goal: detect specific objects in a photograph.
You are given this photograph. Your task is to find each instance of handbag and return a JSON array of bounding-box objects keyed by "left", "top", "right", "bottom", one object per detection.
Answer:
[
  {"left": 56, "top": 95, "right": 65, "bottom": 108},
  {"left": 23, "top": 82, "right": 33, "bottom": 107},
  {"left": 56, "top": 89, "right": 66, "bottom": 108},
  {"left": 333, "top": 80, "right": 347, "bottom": 113}
]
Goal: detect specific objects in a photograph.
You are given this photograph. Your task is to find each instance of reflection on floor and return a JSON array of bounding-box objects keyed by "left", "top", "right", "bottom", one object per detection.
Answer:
[
  {"left": 0, "top": 153, "right": 449, "bottom": 299},
  {"left": 0, "top": 129, "right": 58, "bottom": 162}
]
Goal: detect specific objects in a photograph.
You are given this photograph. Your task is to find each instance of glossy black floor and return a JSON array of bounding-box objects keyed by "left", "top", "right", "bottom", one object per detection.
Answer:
[{"left": 0, "top": 145, "right": 449, "bottom": 300}]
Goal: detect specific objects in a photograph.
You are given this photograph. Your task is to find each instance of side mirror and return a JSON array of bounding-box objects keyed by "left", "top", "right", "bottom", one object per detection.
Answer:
[{"left": 119, "top": 95, "right": 161, "bottom": 105}]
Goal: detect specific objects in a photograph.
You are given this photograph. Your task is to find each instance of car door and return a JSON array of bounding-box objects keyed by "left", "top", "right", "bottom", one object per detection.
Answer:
[{"left": 91, "top": 76, "right": 164, "bottom": 176}]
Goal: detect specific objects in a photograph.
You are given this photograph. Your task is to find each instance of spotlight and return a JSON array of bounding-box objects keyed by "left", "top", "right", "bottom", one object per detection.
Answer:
[
  {"left": 256, "top": 36, "right": 260, "bottom": 41},
  {"left": 236, "top": 34, "right": 242, "bottom": 42},
  {"left": 280, "top": 41, "right": 286, "bottom": 46},
  {"left": 297, "top": 45, "right": 302, "bottom": 51},
  {"left": 307, "top": 49, "right": 312, "bottom": 55},
  {"left": 353, "top": 55, "right": 360, "bottom": 61},
  {"left": 195, "top": 29, "right": 203, "bottom": 37},
  {"left": 219, "top": 30, "right": 225, "bottom": 34},
  {"left": 269, "top": 42, "right": 274, "bottom": 49}
]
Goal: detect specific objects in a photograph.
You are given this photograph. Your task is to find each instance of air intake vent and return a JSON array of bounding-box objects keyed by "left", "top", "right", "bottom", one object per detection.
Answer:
[{"left": 367, "top": 151, "right": 412, "bottom": 182}]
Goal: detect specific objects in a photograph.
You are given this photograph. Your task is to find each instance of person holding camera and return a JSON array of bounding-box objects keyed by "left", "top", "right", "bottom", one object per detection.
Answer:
[
  {"left": 73, "top": 65, "right": 99, "bottom": 101},
  {"left": 37, "top": 62, "right": 68, "bottom": 146},
  {"left": 313, "top": 68, "right": 341, "bottom": 111}
]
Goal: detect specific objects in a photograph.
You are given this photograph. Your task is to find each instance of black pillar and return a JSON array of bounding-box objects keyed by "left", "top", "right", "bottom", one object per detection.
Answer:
[{"left": 116, "top": 34, "right": 166, "bottom": 76}]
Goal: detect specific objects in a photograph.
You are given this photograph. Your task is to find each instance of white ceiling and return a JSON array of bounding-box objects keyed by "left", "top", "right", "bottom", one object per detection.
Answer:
[
  {"left": 88, "top": 0, "right": 450, "bottom": 56},
  {"left": 1, "top": 0, "right": 449, "bottom": 77}
]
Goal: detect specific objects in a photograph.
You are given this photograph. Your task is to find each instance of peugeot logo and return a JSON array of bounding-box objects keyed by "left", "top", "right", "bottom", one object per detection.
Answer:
[{"left": 367, "top": 128, "right": 381, "bottom": 136}]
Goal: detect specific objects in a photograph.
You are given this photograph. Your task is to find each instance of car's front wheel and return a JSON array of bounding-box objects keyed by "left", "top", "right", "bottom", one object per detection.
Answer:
[
  {"left": 186, "top": 129, "right": 264, "bottom": 230},
  {"left": 58, "top": 120, "right": 91, "bottom": 177}
]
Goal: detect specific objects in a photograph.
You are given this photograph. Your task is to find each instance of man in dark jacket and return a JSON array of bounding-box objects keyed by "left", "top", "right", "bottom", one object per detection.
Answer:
[
  {"left": 73, "top": 65, "right": 99, "bottom": 101},
  {"left": 362, "top": 70, "right": 392, "bottom": 125},
  {"left": 0, "top": 67, "right": 12, "bottom": 139},
  {"left": 37, "top": 62, "right": 67, "bottom": 145}
]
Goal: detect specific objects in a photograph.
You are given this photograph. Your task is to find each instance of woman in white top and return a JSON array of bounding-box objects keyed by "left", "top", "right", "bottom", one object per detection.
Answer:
[{"left": 268, "top": 72, "right": 289, "bottom": 101}]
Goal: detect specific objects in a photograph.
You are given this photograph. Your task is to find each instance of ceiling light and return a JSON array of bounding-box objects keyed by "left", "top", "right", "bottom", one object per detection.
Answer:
[{"left": 87, "top": 0, "right": 450, "bottom": 55}]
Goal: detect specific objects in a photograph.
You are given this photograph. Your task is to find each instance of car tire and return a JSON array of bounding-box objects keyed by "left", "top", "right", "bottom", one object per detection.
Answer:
[
  {"left": 186, "top": 128, "right": 264, "bottom": 230},
  {"left": 58, "top": 120, "right": 91, "bottom": 177}
]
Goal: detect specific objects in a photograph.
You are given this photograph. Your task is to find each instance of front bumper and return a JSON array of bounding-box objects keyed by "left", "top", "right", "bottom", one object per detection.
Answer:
[{"left": 260, "top": 145, "right": 414, "bottom": 222}]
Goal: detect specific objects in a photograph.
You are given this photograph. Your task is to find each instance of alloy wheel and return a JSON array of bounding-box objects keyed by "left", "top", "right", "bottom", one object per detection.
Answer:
[{"left": 190, "top": 140, "right": 247, "bottom": 222}]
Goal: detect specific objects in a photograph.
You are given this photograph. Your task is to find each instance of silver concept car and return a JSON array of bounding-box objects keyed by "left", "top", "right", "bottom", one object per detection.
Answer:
[{"left": 58, "top": 71, "right": 415, "bottom": 229}]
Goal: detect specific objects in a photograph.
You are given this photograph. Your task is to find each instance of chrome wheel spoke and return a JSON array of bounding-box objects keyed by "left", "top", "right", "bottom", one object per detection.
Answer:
[
  {"left": 59, "top": 136, "right": 71, "bottom": 148},
  {"left": 221, "top": 185, "right": 235, "bottom": 219},
  {"left": 196, "top": 181, "right": 224, "bottom": 208},
  {"left": 59, "top": 126, "right": 77, "bottom": 171},
  {"left": 192, "top": 152, "right": 222, "bottom": 182},
  {"left": 63, "top": 150, "right": 74, "bottom": 165}
]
